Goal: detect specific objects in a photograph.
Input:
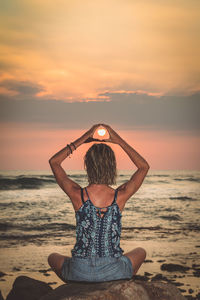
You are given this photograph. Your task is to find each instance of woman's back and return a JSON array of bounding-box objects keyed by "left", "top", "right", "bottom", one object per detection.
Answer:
[
  {"left": 71, "top": 186, "right": 124, "bottom": 258},
  {"left": 81, "top": 185, "right": 119, "bottom": 209}
]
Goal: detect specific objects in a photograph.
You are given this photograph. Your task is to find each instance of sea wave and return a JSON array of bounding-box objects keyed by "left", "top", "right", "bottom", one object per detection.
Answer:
[
  {"left": 169, "top": 196, "right": 195, "bottom": 201},
  {"left": 174, "top": 177, "right": 200, "bottom": 183},
  {"left": 0, "top": 222, "right": 75, "bottom": 232},
  {"left": 0, "top": 176, "right": 56, "bottom": 190},
  {"left": 0, "top": 174, "right": 88, "bottom": 190},
  {"left": 122, "top": 225, "right": 162, "bottom": 231},
  {"left": 159, "top": 214, "right": 182, "bottom": 221}
]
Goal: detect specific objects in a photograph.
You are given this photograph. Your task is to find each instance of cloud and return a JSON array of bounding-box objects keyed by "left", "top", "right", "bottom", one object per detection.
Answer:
[
  {"left": 0, "top": 0, "right": 200, "bottom": 99},
  {"left": 0, "top": 80, "right": 199, "bottom": 131},
  {"left": 0, "top": 79, "right": 45, "bottom": 98}
]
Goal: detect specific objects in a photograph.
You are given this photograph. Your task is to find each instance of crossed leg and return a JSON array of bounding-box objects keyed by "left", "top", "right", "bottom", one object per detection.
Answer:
[
  {"left": 124, "top": 247, "right": 146, "bottom": 275},
  {"left": 47, "top": 253, "right": 70, "bottom": 282},
  {"left": 48, "top": 247, "right": 146, "bottom": 282}
]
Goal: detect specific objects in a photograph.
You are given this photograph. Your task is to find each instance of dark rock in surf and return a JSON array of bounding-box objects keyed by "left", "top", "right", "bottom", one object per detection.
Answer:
[
  {"left": 6, "top": 276, "right": 52, "bottom": 300},
  {"left": 161, "top": 263, "right": 190, "bottom": 272},
  {"left": 192, "top": 263, "right": 200, "bottom": 268},
  {"left": 193, "top": 270, "right": 200, "bottom": 277},
  {"left": 0, "top": 272, "right": 6, "bottom": 278}
]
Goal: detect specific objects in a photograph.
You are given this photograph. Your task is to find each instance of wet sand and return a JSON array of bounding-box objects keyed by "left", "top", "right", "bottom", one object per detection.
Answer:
[{"left": 0, "top": 240, "right": 199, "bottom": 299}]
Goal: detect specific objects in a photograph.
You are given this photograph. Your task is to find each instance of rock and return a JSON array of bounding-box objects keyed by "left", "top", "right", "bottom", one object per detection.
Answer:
[
  {"left": 12, "top": 267, "right": 21, "bottom": 271},
  {"left": 196, "top": 292, "right": 200, "bottom": 299},
  {"left": 0, "top": 290, "right": 4, "bottom": 300},
  {"left": 193, "top": 270, "right": 200, "bottom": 277},
  {"left": 40, "top": 279, "right": 186, "bottom": 300},
  {"left": 0, "top": 272, "right": 6, "bottom": 278},
  {"left": 133, "top": 275, "right": 149, "bottom": 281},
  {"left": 39, "top": 268, "right": 51, "bottom": 273},
  {"left": 161, "top": 263, "right": 190, "bottom": 272},
  {"left": 185, "top": 296, "right": 196, "bottom": 300},
  {"left": 173, "top": 282, "right": 184, "bottom": 287},
  {"left": 6, "top": 276, "right": 52, "bottom": 300},
  {"left": 192, "top": 263, "right": 200, "bottom": 268},
  {"left": 144, "top": 259, "right": 153, "bottom": 263},
  {"left": 151, "top": 274, "right": 168, "bottom": 281},
  {"left": 47, "top": 282, "right": 58, "bottom": 286},
  {"left": 5, "top": 276, "right": 186, "bottom": 300}
]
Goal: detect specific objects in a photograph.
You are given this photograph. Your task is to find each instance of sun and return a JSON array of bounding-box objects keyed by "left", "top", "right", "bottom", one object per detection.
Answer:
[{"left": 97, "top": 129, "right": 106, "bottom": 136}]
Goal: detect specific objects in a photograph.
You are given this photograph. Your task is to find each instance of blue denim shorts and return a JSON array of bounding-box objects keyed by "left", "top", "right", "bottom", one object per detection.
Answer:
[{"left": 61, "top": 255, "right": 133, "bottom": 282}]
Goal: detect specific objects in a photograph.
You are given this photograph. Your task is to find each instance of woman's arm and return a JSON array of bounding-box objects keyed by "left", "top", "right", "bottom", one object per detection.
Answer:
[
  {"left": 117, "top": 137, "right": 150, "bottom": 195},
  {"left": 49, "top": 124, "right": 101, "bottom": 201},
  {"left": 101, "top": 124, "right": 150, "bottom": 207}
]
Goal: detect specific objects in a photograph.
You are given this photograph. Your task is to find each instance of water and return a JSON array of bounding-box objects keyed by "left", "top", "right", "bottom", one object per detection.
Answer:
[
  {"left": 0, "top": 170, "right": 200, "bottom": 298},
  {"left": 0, "top": 170, "right": 199, "bottom": 249}
]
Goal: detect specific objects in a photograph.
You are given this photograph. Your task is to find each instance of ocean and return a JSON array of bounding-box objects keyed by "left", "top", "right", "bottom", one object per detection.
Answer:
[{"left": 0, "top": 169, "right": 200, "bottom": 298}]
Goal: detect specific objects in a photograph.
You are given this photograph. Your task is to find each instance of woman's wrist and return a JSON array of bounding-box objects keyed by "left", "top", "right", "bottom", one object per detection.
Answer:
[{"left": 71, "top": 132, "right": 89, "bottom": 149}]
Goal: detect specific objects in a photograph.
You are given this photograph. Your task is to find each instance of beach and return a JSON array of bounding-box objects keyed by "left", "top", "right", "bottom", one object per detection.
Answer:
[{"left": 0, "top": 170, "right": 200, "bottom": 299}]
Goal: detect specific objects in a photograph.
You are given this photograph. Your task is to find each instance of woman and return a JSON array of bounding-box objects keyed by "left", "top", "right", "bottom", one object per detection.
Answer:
[{"left": 48, "top": 123, "right": 150, "bottom": 282}]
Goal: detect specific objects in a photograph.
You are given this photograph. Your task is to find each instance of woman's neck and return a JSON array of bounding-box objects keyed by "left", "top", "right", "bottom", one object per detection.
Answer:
[{"left": 88, "top": 183, "right": 109, "bottom": 189}]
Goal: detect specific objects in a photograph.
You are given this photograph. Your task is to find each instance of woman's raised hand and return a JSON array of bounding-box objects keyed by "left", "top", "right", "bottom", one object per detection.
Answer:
[
  {"left": 82, "top": 124, "right": 121, "bottom": 144},
  {"left": 83, "top": 124, "right": 102, "bottom": 143},
  {"left": 100, "top": 124, "right": 121, "bottom": 144}
]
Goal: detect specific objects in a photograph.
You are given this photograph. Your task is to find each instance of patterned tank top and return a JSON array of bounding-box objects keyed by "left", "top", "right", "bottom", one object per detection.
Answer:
[{"left": 71, "top": 187, "right": 124, "bottom": 258}]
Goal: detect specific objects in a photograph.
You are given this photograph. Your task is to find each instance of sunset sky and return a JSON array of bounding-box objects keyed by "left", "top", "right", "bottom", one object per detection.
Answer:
[{"left": 0, "top": 0, "right": 200, "bottom": 170}]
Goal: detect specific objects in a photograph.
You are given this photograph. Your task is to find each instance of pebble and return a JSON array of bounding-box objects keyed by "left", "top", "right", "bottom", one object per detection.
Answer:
[
  {"left": 144, "top": 259, "right": 153, "bottom": 263},
  {"left": 12, "top": 267, "right": 21, "bottom": 271},
  {"left": 157, "top": 260, "right": 166, "bottom": 263},
  {"left": 144, "top": 272, "right": 152, "bottom": 276}
]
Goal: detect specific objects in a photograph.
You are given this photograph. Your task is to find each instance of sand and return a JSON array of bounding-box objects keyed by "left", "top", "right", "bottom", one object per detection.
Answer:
[{"left": 0, "top": 240, "right": 199, "bottom": 299}]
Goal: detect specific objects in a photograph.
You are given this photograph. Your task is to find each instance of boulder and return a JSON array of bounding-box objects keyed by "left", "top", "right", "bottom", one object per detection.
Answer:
[
  {"left": 40, "top": 279, "right": 186, "bottom": 300},
  {"left": 5, "top": 276, "right": 186, "bottom": 300},
  {"left": 6, "top": 276, "right": 52, "bottom": 300},
  {"left": 0, "top": 290, "right": 4, "bottom": 300}
]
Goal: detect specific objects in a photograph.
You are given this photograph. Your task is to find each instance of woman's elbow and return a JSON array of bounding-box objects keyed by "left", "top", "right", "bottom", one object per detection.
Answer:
[
  {"left": 146, "top": 163, "right": 150, "bottom": 169},
  {"left": 140, "top": 162, "right": 150, "bottom": 169},
  {"left": 49, "top": 157, "right": 56, "bottom": 165}
]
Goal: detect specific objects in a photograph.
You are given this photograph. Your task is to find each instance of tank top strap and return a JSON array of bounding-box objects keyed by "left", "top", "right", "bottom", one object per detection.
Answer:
[
  {"left": 84, "top": 186, "right": 118, "bottom": 208},
  {"left": 85, "top": 187, "right": 90, "bottom": 200},
  {"left": 111, "top": 188, "right": 118, "bottom": 205},
  {"left": 80, "top": 187, "right": 85, "bottom": 204}
]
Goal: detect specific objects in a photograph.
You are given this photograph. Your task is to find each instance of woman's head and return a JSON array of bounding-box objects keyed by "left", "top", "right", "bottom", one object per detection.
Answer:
[{"left": 84, "top": 143, "right": 117, "bottom": 185}]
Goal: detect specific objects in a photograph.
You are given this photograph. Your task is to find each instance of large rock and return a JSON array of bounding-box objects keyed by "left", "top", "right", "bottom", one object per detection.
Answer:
[
  {"left": 0, "top": 290, "right": 4, "bottom": 300},
  {"left": 40, "top": 279, "right": 186, "bottom": 300},
  {"left": 6, "top": 276, "right": 52, "bottom": 300}
]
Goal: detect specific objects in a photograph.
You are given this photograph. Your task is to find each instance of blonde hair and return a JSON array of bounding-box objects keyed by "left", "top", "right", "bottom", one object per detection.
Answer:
[{"left": 84, "top": 143, "right": 117, "bottom": 185}]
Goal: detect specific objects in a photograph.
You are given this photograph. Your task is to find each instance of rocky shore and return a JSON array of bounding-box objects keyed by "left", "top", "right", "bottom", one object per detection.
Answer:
[
  {"left": 1, "top": 262, "right": 200, "bottom": 299},
  {"left": 1, "top": 275, "right": 187, "bottom": 300}
]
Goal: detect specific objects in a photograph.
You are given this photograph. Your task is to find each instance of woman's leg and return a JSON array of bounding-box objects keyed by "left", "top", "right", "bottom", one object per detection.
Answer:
[
  {"left": 47, "top": 252, "right": 70, "bottom": 282},
  {"left": 124, "top": 247, "right": 146, "bottom": 276}
]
